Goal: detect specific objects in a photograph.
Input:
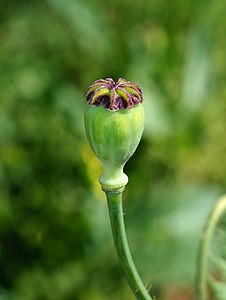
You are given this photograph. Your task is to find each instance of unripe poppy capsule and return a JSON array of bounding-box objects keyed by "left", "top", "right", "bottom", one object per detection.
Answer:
[{"left": 84, "top": 78, "right": 144, "bottom": 191}]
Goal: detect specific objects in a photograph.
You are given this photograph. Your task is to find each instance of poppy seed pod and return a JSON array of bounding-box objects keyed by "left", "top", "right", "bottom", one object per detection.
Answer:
[{"left": 84, "top": 78, "right": 144, "bottom": 191}]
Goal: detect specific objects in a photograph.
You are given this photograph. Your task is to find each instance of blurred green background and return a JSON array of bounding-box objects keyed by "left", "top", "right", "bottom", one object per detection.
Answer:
[{"left": 0, "top": 0, "right": 226, "bottom": 299}]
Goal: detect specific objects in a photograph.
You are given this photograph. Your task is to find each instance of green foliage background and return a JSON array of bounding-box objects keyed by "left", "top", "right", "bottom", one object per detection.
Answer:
[{"left": 0, "top": 0, "right": 226, "bottom": 299}]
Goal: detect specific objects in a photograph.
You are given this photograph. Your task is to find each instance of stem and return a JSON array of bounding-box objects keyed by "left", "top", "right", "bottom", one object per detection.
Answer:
[
  {"left": 106, "top": 190, "right": 153, "bottom": 300},
  {"left": 196, "top": 195, "right": 226, "bottom": 300}
]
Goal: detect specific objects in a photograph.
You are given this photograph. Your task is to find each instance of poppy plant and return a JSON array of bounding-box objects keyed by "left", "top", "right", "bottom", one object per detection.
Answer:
[{"left": 84, "top": 78, "right": 153, "bottom": 300}]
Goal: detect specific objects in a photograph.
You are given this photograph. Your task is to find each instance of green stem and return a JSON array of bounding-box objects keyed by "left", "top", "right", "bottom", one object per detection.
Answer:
[
  {"left": 106, "top": 190, "right": 153, "bottom": 300},
  {"left": 196, "top": 195, "right": 226, "bottom": 300}
]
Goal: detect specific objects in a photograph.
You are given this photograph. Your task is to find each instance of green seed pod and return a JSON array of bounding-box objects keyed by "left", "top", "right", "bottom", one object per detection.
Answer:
[{"left": 84, "top": 78, "right": 144, "bottom": 192}]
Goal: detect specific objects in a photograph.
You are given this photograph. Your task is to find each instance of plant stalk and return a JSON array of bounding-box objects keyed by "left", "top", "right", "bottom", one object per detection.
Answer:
[
  {"left": 196, "top": 195, "right": 226, "bottom": 300},
  {"left": 106, "top": 190, "right": 153, "bottom": 300}
]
